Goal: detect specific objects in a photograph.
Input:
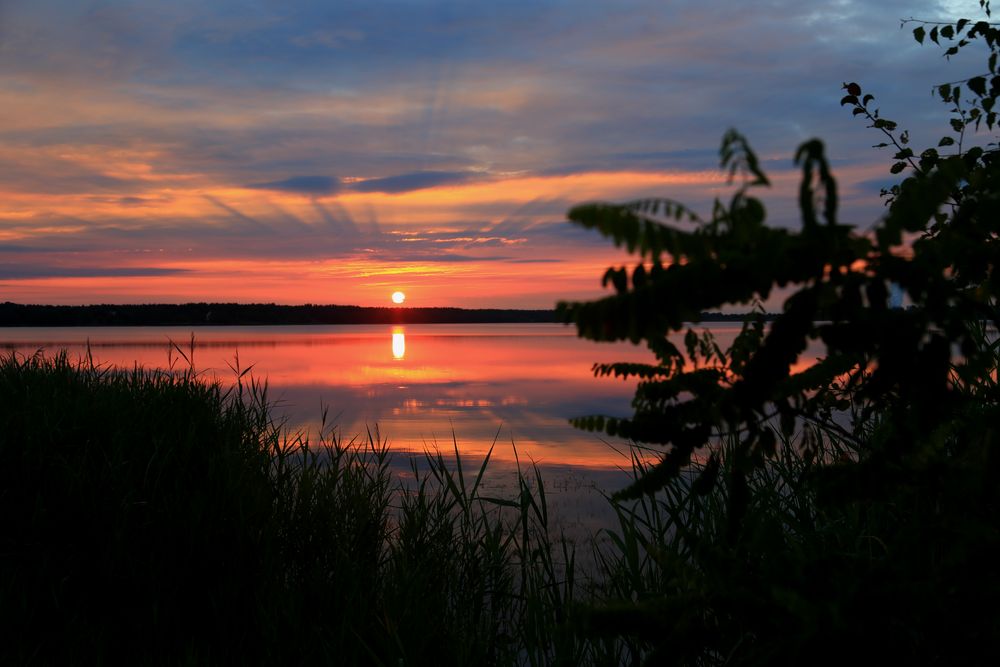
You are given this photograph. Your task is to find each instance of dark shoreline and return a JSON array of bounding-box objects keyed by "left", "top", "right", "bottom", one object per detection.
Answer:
[{"left": 0, "top": 302, "right": 759, "bottom": 327}]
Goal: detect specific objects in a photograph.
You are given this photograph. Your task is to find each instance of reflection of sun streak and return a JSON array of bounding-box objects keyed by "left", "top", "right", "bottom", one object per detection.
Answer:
[{"left": 392, "top": 328, "right": 405, "bottom": 360}]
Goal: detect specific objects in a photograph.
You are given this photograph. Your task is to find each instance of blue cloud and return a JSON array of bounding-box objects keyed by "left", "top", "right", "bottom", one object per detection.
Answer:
[
  {"left": 349, "top": 171, "right": 476, "bottom": 194},
  {"left": 245, "top": 175, "right": 341, "bottom": 195}
]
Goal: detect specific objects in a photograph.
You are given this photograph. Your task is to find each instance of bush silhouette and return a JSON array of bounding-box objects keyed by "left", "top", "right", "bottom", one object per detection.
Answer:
[{"left": 560, "top": 5, "right": 1000, "bottom": 663}]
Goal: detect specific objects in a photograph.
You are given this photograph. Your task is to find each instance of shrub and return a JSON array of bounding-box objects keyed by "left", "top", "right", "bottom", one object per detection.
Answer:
[{"left": 560, "top": 5, "right": 1000, "bottom": 663}]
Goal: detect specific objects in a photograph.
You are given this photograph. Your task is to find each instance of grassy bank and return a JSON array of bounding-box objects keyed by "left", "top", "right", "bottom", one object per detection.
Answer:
[
  {"left": 4, "top": 351, "right": 997, "bottom": 665},
  {"left": 0, "top": 351, "right": 606, "bottom": 665}
]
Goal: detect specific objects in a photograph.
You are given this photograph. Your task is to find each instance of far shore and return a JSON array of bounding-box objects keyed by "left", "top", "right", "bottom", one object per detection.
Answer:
[{"left": 0, "top": 301, "right": 763, "bottom": 327}]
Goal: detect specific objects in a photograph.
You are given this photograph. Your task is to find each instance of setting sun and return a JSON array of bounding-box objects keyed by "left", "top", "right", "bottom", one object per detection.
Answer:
[{"left": 391, "top": 291, "right": 406, "bottom": 304}]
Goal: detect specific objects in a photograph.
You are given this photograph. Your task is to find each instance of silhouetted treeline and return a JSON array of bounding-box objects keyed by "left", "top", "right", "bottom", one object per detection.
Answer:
[
  {"left": 0, "top": 302, "right": 764, "bottom": 327},
  {"left": 0, "top": 302, "right": 560, "bottom": 326}
]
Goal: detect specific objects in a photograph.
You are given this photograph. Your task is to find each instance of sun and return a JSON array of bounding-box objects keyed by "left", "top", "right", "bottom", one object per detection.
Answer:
[{"left": 391, "top": 291, "right": 406, "bottom": 304}]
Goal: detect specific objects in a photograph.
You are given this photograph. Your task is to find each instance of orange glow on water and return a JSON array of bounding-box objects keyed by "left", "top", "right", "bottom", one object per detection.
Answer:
[{"left": 0, "top": 323, "right": 827, "bottom": 467}]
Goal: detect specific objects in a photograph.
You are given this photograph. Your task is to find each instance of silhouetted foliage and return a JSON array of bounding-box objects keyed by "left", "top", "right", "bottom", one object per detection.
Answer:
[{"left": 560, "top": 3, "right": 1000, "bottom": 663}]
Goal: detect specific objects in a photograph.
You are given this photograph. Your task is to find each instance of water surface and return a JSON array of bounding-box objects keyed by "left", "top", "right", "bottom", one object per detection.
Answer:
[
  {"left": 1, "top": 323, "right": 699, "bottom": 467},
  {"left": 2, "top": 322, "right": 807, "bottom": 537}
]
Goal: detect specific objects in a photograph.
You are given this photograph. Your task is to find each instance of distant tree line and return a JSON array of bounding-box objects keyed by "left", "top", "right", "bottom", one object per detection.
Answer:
[
  {"left": 0, "top": 302, "right": 553, "bottom": 326},
  {"left": 0, "top": 302, "right": 765, "bottom": 327}
]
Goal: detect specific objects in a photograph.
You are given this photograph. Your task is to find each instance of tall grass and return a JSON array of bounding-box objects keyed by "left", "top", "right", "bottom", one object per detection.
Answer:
[
  {"left": 584, "top": 418, "right": 1000, "bottom": 664},
  {"left": 0, "top": 347, "right": 821, "bottom": 665},
  {"left": 582, "top": 432, "right": 866, "bottom": 664},
  {"left": 7, "top": 348, "right": 985, "bottom": 665},
  {"left": 0, "top": 351, "right": 595, "bottom": 665}
]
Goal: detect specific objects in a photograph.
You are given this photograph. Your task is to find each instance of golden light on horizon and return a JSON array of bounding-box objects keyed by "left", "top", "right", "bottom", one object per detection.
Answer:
[{"left": 391, "top": 291, "right": 406, "bottom": 304}]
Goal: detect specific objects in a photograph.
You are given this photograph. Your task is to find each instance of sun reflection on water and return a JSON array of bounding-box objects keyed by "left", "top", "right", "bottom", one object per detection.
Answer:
[{"left": 391, "top": 327, "right": 405, "bottom": 360}]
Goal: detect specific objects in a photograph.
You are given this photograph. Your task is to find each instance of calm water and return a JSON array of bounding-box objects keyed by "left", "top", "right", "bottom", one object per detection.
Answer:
[
  {"left": 0, "top": 322, "right": 757, "bottom": 535},
  {"left": 1, "top": 322, "right": 722, "bottom": 465}
]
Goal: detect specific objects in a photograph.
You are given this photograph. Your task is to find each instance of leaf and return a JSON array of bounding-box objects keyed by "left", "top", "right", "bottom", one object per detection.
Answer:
[
  {"left": 844, "top": 82, "right": 862, "bottom": 96},
  {"left": 913, "top": 26, "right": 926, "bottom": 43},
  {"left": 890, "top": 161, "right": 907, "bottom": 174},
  {"left": 931, "top": 26, "right": 939, "bottom": 43},
  {"left": 957, "top": 18, "right": 969, "bottom": 32},
  {"left": 968, "top": 76, "right": 987, "bottom": 96},
  {"left": 863, "top": 94, "right": 875, "bottom": 105},
  {"left": 592, "top": 362, "right": 676, "bottom": 380},
  {"left": 795, "top": 139, "right": 838, "bottom": 227},
  {"left": 632, "top": 263, "right": 647, "bottom": 289},
  {"left": 941, "top": 25, "right": 955, "bottom": 39},
  {"left": 840, "top": 95, "right": 859, "bottom": 106},
  {"left": 938, "top": 136, "right": 955, "bottom": 146},
  {"left": 602, "top": 266, "right": 629, "bottom": 293},
  {"left": 684, "top": 328, "right": 698, "bottom": 360},
  {"left": 720, "top": 129, "right": 771, "bottom": 186},
  {"left": 939, "top": 83, "right": 952, "bottom": 102},
  {"left": 950, "top": 118, "right": 965, "bottom": 132}
]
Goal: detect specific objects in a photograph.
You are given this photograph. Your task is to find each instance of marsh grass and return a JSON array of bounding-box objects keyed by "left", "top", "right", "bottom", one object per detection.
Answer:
[
  {"left": 582, "top": 433, "right": 865, "bottom": 664},
  {"left": 0, "top": 348, "right": 844, "bottom": 666},
  {"left": 0, "top": 350, "right": 600, "bottom": 665},
  {"left": 583, "top": 405, "right": 1000, "bottom": 665},
  {"left": 7, "top": 348, "right": 987, "bottom": 666}
]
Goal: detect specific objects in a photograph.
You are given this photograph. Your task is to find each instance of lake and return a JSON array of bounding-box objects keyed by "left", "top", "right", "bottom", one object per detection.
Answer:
[
  {"left": 0, "top": 322, "right": 756, "bottom": 536},
  {"left": 0, "top": 322, "right": 707, "bottom": 463}
]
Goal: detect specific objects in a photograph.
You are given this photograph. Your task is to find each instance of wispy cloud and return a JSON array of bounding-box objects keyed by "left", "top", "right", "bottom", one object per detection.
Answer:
[
  {"left": 0, "top": 265, "right": 189, "bottom": 280},
  {"left": 0, "top": 0, "right": 982, "bottom": 305}
]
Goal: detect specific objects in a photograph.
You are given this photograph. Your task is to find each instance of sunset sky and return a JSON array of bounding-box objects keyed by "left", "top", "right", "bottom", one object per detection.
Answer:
[{"left": 0, "top": 0, "right": 985, "bottom": 308}]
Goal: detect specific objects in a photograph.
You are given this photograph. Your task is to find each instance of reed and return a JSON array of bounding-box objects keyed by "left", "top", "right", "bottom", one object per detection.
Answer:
[
  {"left": 7, "top": 349, "right": 984, "bottom": 665},
  {"left": 0, "top": 351, "right": 596, "bottom": 665}
]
